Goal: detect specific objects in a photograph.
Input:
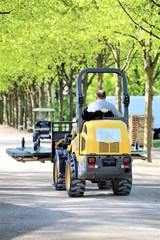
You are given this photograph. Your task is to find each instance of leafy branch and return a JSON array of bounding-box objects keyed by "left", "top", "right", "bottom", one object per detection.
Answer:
[
  {"left": 142, "top": 18, "right": 160, "bottom": 32},
  {"left": 150, "top": 0, "right": 160, "bottom": 8},
  {"left": 0, "top": 9, "right": 15, "bottom": 14},
  {"left": 117, "top": 0, "right": 160, "bottom": 40}
]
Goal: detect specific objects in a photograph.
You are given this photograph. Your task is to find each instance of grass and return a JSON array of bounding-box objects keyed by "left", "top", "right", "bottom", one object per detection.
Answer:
[{"left": 152, "top": 139, "right": 160, "bottom": 148}]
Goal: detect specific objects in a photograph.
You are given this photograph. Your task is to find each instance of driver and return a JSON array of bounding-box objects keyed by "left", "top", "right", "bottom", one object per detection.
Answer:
[{"left": 87, "top": 89, "right": 121, "bottom": 117}]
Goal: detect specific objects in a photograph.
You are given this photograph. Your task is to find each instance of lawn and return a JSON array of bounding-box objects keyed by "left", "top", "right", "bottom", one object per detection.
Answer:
[{"left": 152, "top": 139, "right": 160, "bottom": 148}]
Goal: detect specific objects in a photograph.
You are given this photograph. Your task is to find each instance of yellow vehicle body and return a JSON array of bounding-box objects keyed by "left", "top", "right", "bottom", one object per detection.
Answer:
[
  {"left": 68, "top": 119, "right": 132, "bottom": 183},
  {"left": 71, "top": 119, "right": 131, "bottom": 159}
]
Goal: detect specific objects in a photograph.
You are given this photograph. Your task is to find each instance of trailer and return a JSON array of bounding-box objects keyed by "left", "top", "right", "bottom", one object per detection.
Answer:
[{"left": 6, "top": 121, "right": 75, "bottom": 163}]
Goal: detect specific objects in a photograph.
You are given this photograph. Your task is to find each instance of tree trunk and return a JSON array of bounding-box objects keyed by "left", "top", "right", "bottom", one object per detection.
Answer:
[
  {"left": 27, "top": 92, "right": 32, "bottom": 129},
  {"left": 142, "top": 38, "right": 160, "bottom": 162},
  {"left": 39, "top": 82, "right": 45, "bottom": 108},
  {"left": 38, "top": 82, "right": 46, "bottom": 120},
  {"left": 46, "top": 78, "right": 54, "bottom": 121},
  {"left": 0, "top": 100, "right": 3, "bottom": 124},
  {"left": 23, "top": 94, "right": 28, "bottom": 129},
  {"left": 114, "top": 49, "right": 122, "bottom": 113},
  {"left": 3, "top": 94, "right": 8, "bottom": 125},
  {"left": 14, "top": 90, "right": 18, "bottom": 128},
  {"left": 96, "top": 50, "right": 110, "bottom": 90},
  {"left": 60, "top": 65, "right": 76, "bottom": 122},
  {"left": 115, "top": 74, "right": 122, "bottom": 113},
  {"left": 58, "top": 78, "right": 64, "bottom": 121},
  {"left": 82, "top": 73, "right": 95, "bottom": 106},
  {"left": 107, "top": 43, "right": 122, "bottom": 113},
  {"left": 144, "top": 52, "right": 154, "bottom": 162},
  {"left": 96, "top": 53, "right": 104, "bottom": 89},
  {"left": 17, "top": 91, "right": 24, "bottom": 128},
  {"left": 68, "top": 70, "right": 74, "bottom": 122},
  {"left": 23, "top": 92, "right": 32, "bottom": 130},
  {"left": 9, "top": 93, "right": 13, "bottom": 126},
  {"left": 82, "top": 74, "right": 89, "bottom": 106},
  {"left": 30, "top": 83, "right": 37, "bottom": 125}
]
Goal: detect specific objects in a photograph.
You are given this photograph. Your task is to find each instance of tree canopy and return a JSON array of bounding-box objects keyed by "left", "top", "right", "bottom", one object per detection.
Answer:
[{"left": 0, "top": 0, "right": 159, "bottom": 92}]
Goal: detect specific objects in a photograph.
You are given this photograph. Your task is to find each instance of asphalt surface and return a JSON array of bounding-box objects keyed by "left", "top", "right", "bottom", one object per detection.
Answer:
[{"left": 0, "top": 125, "right": 160, "bottom": 240}]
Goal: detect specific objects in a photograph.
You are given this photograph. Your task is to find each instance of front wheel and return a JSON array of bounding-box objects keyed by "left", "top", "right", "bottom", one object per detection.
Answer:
[
  {"left": 53, "top": 151, "right": 66, "bottom": 191},
  {"left": 65, "top": 156, "right": 85, "bottom": 197}
]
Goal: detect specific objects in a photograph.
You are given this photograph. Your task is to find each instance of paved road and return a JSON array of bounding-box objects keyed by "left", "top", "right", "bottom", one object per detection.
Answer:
[{"left": 0, "top": 125, "right": 160, "bottom": 240}]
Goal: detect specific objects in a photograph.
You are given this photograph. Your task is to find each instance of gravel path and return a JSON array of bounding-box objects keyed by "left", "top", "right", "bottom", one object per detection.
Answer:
[{"left": 0, "top": 125, "right": 160, "bottom": 240}]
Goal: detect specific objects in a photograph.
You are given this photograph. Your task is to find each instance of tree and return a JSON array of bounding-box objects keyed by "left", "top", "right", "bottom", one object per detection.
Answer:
[{"left": 117, "top": 0, "right": 160, "bottom": 161}]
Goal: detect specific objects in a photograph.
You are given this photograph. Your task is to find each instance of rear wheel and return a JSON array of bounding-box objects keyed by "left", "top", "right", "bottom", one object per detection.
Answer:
[
  {"left": 65, "top": 155, "right": 85, "bottom": 197},
  {"left": 112, "top": 174, "right": 132, "bottom": 196},
  {"left": 53, "top": 151, "right": 66, "bottom": 191}
]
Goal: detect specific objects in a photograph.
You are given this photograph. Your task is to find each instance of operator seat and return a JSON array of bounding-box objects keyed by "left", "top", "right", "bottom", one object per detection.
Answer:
[{"left": 82, "top": 107, "right": 114, "bottom": 120}]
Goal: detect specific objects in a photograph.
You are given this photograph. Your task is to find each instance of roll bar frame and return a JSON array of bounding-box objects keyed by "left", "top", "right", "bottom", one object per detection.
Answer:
[{"left": 76, "top": 68, "right": 130, "bottom": 133}]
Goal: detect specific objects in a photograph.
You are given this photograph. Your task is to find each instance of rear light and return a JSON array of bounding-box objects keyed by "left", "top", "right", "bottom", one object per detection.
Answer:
[
  {"left": 88, "top": 157, "right": 96, "bottom": 164},
  {"left": 123, "top": 157, "right": 131, "bottom": 164},
  {"left": 89, "top": 165, "right": 95, "bottom": 169},
  {"left": 124, "top": 165, "right": 130, "bottom": 169}
]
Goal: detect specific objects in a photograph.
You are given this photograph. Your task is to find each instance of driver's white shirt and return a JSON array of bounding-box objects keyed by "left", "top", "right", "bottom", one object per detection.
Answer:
[{"left": 87, "top": 99, "right": 121, "bottom": 117}]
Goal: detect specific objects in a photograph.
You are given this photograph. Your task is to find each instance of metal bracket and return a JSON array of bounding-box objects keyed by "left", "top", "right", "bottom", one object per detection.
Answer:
[{"left": 123, "top": 94, "right": 130, "bottom": 107}]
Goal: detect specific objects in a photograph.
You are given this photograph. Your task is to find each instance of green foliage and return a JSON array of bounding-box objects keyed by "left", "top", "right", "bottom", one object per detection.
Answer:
[
  {"left": 0, "top": 0, "right": 159, "bottom": 99},
  {"left": 86, "top": 73, "right": 116, "bottom": 105}
]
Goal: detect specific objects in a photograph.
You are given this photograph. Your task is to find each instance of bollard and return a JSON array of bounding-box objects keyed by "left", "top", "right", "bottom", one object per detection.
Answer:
[{"left": 22, "top": 137, "right": 25, "bottom": 148}]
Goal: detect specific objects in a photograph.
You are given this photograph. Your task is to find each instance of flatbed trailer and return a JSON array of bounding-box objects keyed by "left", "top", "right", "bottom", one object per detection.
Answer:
[
  {"left": 6, "top": 146, "right": 146, "bottom": 162},
  {"left": 6, "top": 146, "right": 51, "bottom": 163},
  {"left": 6, "top": 121, "right": 74, "bottom": 163}
]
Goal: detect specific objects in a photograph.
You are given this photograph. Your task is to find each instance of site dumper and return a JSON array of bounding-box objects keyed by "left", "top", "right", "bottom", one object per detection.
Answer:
[{"left": 53, "top": 68, "right": 132, "bottom": 197}]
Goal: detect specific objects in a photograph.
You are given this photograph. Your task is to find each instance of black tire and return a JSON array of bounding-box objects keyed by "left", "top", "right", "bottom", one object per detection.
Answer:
[
  {"left": 53, "top": 151, "right": 66, "bottom": 191},
  {"left": 65, "top": 155, "right": 85, "bottom": 197},
  {"left": 97, "top": 180, "right": 112, "bottom": 190},
  {"left": 112, "top": 174, "right": 132, "bottom": 196},
  {"left": 33, "top": 135, "right": 37, "bottom": 142},
  {"left": 34, "top": 142, "right": 38, "bottom": 151},
  {"left": 157, "top": 131, "right": 160, "bottom": 139},
  {"left": 153, "top": 129, "right": 160, "bottom": 139}
]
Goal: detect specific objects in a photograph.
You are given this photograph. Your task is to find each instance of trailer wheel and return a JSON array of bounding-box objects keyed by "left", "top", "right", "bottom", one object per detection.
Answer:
[
  {"left": 34, "top": 142, "right": 38, "bottom": 151},
  {"left": 33, "top": 134, "right": 37, "bottom": 142},
  {"left": 112, "top": 174, "right": 132, "bottom": 196},
  {"left": 53, "top": 151, "right": 66, "bottom": 191},
  {"left": 65, "top": 155, "right": 85, "bottom": 197}
]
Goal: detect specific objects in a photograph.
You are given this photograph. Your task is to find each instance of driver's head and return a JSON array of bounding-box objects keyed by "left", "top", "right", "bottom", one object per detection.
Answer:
[{"left": 96, "top": 90, "right": 106, "bottom": 99}]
